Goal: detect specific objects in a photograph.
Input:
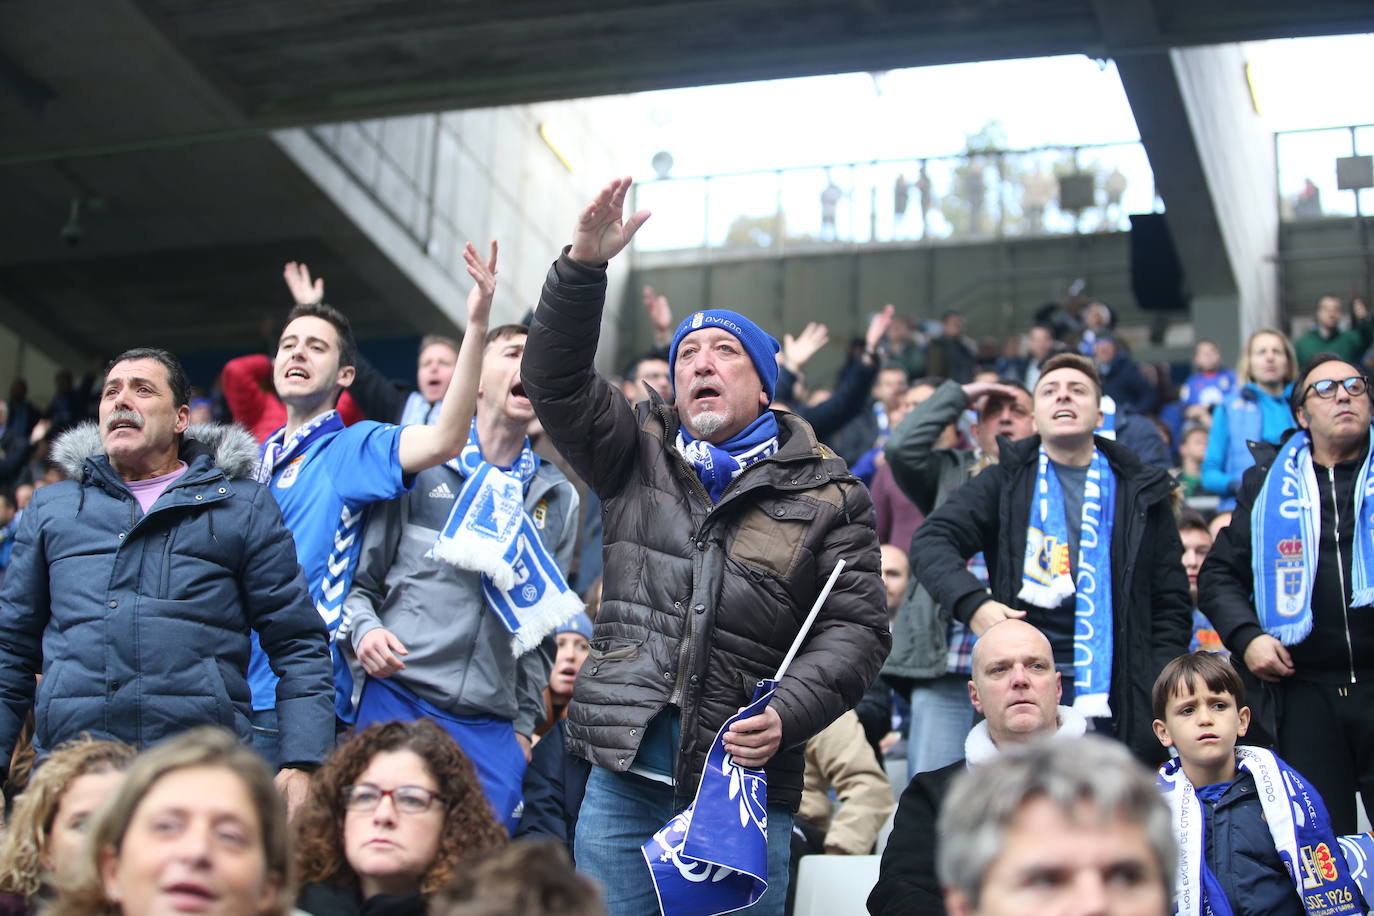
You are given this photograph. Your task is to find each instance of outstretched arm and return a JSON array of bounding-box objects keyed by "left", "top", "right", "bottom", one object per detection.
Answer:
[
  {"left": 396, "top": 241, "right": 496, "bottom": 473},
  {"left": 522, "top": 179, "right": 653, "bottom": 498}
]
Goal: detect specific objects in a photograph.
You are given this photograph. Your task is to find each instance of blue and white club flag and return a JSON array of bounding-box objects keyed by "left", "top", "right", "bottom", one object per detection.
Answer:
[
  {"left": 641, "top": 560, "right": 848, "bottom": 916},
  {"left": 643, "top": 680, "right": 776, "bottom": 916}
]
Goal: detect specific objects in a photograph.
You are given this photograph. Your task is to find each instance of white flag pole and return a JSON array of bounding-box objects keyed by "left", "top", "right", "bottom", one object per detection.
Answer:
[{"left": 771, "top": 559, "right": 846, "bottom": 683}]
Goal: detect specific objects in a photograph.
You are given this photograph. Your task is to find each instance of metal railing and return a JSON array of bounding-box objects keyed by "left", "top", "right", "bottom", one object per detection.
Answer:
[
  {"left": 1275, "top": 124, "right": 1374, "bottom": 222},
  {"left": 629, "top": 141, "right": 1160, "bottom": 254}
]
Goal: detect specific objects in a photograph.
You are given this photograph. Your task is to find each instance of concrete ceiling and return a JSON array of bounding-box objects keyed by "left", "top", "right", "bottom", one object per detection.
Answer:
[{"left": 1, "top": 0, "right": 1372, "bottom": 366}]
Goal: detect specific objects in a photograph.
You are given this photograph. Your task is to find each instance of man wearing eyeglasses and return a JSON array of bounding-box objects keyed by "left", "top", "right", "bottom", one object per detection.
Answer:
[{"left": 1199, "top": 351, "right": 1374, "bottom": 837}]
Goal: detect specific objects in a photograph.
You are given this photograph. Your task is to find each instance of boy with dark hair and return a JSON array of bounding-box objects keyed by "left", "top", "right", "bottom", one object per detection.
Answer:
[{"left": 1152, "top": 652, "right": 1362, "bottom": 916}]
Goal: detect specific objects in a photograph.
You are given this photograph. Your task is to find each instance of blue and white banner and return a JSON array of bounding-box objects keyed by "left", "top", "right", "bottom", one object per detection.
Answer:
[{"left": 643, "top": 680, "right": 776, "bottom": 916}]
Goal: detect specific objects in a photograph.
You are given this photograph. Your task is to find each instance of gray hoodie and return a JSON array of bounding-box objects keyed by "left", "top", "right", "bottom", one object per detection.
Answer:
[{"left": 343, "top": 456, "right": 579, "bottom": 737}]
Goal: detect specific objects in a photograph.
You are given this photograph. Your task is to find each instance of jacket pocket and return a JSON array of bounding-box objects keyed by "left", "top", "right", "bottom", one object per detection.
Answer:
[
  {"left": 729, "top": 498, "right": 819, "bottom": 579},
  {"left": 585, "top": 636, "right": 644, "bottom": 677},
  {"left": 203, "top": 657, "right": 237, "bottom": 731},
  {"left": 35, "top": 664, "right": 67, "bottom": 743},
  {"left": 159, "top": 529, "right": 177, "bottom": 598}
]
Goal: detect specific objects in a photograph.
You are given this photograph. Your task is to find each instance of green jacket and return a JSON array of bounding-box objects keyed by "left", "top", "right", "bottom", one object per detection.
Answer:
[{"left": 1294, "top": 319, "right": 1373, "bottom": 367}]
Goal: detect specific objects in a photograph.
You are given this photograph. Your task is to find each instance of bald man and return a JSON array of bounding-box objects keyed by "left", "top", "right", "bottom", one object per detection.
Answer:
[{"left": 868, "top": 620, "right": 1088, "bottom": 916}]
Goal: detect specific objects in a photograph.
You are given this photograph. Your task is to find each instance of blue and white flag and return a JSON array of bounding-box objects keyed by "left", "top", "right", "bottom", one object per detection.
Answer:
[
  {"left": 1338, "top": 832, "right": 1374, "bottom": 909},
  {"left": 643, "top": 680, "right": 776, "bottom": 916}
]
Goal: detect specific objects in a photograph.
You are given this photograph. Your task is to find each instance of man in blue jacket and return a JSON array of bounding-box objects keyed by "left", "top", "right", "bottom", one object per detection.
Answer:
[{"left": 0, "top": 348, "right": 333, "bottom": 811}]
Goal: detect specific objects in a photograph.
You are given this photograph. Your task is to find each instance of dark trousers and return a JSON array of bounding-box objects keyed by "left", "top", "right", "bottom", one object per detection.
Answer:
[{"left": 1275, "top": 677, "right": 1374, "bottom": 836}]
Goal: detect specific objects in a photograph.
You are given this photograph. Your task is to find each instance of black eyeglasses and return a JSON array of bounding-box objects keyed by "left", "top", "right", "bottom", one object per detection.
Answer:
[
  {"left": 340, "top": 783, "right": 445, "bottom": 814},
  {"left": 1303, "top": 376, "right": 1370, "bottom": 401}
]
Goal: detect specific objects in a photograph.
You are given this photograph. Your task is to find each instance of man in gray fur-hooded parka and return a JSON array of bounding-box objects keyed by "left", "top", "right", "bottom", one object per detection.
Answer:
[{"left": 0, "top": 349, "right": 333, "bottom": 774}]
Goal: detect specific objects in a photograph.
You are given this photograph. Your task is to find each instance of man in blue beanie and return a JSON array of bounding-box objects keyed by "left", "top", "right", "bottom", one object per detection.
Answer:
[{"left": 521, "top": 177, "right": 889, "bottom": 915}]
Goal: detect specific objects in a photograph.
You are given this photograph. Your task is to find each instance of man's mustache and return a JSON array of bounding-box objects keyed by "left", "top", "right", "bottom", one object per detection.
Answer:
[{"left": 106, "top": 410, "right": 143, "bottom": 430}]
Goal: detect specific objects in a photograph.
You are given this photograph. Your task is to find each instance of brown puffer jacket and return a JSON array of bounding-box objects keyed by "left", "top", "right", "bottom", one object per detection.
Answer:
[{"left": 522, "top": 253, "right": 890, "bottom": 811}]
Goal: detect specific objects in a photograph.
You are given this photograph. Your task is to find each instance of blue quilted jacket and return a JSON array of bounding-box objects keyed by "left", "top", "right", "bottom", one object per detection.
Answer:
[{"left": 0, "top": 423, "right": 333, "bottom": 768}]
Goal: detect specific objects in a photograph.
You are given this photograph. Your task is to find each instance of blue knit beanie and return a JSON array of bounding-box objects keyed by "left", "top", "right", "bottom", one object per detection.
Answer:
[
  {"left": 668, "top": 310, "right": 780, "bottom": 403},
  {"left": 556, "top": 612, "right": 594, "bottom": 640}
]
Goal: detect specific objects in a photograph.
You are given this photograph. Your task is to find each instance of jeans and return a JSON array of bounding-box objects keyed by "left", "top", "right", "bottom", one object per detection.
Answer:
[
  {"left": 906, "top": 674, "right": 975, "bottom": 783},
  {"left": 250, "top": 708, "right": 280, "bottom": 771},
  {"left": 575, "top": 766, "right": 794, "bottom": 916}
]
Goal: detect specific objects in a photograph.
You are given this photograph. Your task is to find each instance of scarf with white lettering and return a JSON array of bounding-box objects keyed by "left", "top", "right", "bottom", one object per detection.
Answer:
[
  {"left": 1158, "top": 747, "right": 1363, "bottom": 916},
  {"left": 1018, "top": 446, "right": 1116, "bottom": 719},
  {"left": 1251, "top": 428, "right": 1374, "bottom": 645},
  {"left": 675, "top": 411, "right": 780, "bottom": 503},
  {"left": 428, "top": 419, "right": 581, "bottom": 655}
]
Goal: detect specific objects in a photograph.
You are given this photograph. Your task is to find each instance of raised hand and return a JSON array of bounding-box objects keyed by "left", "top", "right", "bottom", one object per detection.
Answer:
[
  {"left": 463, "top": 240, "right": 499, "bottom": 327},
  {"left": 782, "top": 322, "right": 830, "bottom": 372},
  {"left": 961, "top": 381, "right": 1023, "bottom": 410},
  {"left": 643, "top": 285, "right": 673, "bottom": 344},
  {"left": 570, "top": 177, "right": 651, "bottom": 266},
  {"left": 283, "top": 262, "right": 324, "bottom": 306},
  {"left": 866, "top": 304, "right": 896, "bottom": 354}
]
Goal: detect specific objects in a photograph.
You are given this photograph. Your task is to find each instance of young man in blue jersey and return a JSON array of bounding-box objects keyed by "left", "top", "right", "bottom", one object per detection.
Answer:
[{"left": 250, "top": 241, "right": 498, "bottom": 790}]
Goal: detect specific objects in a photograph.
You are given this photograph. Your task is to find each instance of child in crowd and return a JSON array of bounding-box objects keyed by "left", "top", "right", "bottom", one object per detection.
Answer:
[
  {"left": 1152, "top": 652, "right": 1363, "bottom": 916},
  {"left": 1180, "top": 339, "right": 1236, "bottom": 426}
]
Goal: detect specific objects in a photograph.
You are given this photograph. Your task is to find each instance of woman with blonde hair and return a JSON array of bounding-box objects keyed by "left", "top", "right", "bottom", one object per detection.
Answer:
[
  {"left": 48, "top": 727, "right": 292, "bottom": 916},
  {"left": 0, "top": 737, "right": 135, "bottom": 914},
  {"left": 1201, "top": 328, "right": 1297, "bottom": 509},
  {"left": 294, "top": 719, "right": 507, "bottom": 915}
]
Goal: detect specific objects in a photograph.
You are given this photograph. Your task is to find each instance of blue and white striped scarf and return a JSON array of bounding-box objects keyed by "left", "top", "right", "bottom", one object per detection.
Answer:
[
  {"left": 428, "top": 419, "right": 581, "bottom": 655},
  {"left": 1019, "top": 446, "right": 1116, "bottom": 719},
  {"left": 1251, "top": 429, "right": 1374, "bottom": 644},
  {"left": 676, "top": 411, "right": 780, "bottom": 503}
]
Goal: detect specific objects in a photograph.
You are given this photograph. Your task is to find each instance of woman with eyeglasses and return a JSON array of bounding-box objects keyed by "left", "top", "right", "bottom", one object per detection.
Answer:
[
  {"left": 0, "top": 737, "right": 135, "bottom": 914},
  {"left": 46, "top": 727, "right": 292, "bottom": 916},
  {"left": 1201, "top": 328, "right": 1298, "bottom": 510},
  {"left": 294, "top": 719, "right": 507, "bottom": 916}
]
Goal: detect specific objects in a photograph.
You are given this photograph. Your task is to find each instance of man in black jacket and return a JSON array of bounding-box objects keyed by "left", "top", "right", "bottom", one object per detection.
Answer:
[
  {"left": 1198, "top": 352, "right": 1374, "bottom": 836},
  {"left": 910, "top": 352, "right": 1190, "bottom": 761},
  {"left": 868, "top": 619, "right": 1086, "bottom": 916},
  {"left": 521, "top": 178, "right": 889, "bottom": 916}
]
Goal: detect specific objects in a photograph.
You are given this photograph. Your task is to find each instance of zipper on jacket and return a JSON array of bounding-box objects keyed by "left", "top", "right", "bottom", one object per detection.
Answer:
[{"left": 1327, "top": 466, "right": 1357, "bottom": 685}]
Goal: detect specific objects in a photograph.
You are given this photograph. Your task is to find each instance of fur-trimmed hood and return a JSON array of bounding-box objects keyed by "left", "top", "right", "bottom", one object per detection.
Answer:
[{"left": 52, "top": 422, "right": 261, "bottom": 482}]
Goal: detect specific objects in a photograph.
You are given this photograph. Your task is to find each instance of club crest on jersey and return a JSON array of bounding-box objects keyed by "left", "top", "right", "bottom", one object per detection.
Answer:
[{"left": 275, "top": 456, "right": 305, "bottom": 489}]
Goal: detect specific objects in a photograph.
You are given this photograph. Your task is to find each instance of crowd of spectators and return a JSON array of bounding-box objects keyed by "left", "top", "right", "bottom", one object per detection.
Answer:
[{"left": 0, "top": 172, "right": 1372, "bottom": 916}]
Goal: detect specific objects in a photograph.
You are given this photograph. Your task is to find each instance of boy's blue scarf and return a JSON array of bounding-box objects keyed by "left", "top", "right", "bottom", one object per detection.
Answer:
[
  {"left": 427, "top": 419, "right": 581, "bottom": 655},
  {"left": 1018, "top": 445, "right": 1116, "bottom": 719},
  {"left": 1158, "top": 748, "right": 1363, "bottom": 916},
  {"left": 1251, "top": 429, "right": 1374, "bottom": 645},
  {"left": 676, "top": 411, "right": 780, "bottom": 503}
]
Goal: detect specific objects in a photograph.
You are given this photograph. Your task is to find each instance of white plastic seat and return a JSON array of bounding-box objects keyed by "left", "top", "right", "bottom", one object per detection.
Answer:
[{"left": 791, "top": 853, "right": 882, "bottom": 916}]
